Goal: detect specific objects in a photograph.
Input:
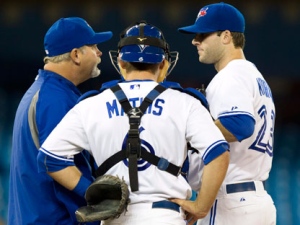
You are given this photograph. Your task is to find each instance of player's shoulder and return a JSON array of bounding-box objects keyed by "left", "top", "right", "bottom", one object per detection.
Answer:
[
  {"left": 225, "top": 60, "right": 260, "bottom": 75},
  {"left": 216, "top": 60, "right": 260, "bottom": 84},
  {"left": 161, "top": 81, "right": 209, "bottom": 109},
  {"left": 77, "top": 79, "right": 123, "bottom": 103}
]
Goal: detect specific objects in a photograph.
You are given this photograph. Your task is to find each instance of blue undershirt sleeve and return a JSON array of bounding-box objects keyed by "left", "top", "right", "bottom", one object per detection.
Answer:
[{"left": 219, "top": 114, "right": 255, "bottom": 142}]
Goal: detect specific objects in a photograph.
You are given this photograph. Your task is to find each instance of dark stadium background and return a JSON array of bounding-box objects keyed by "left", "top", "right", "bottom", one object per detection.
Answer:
[{"left": 0, "top": 1, "right": 299, "bottom": 224}]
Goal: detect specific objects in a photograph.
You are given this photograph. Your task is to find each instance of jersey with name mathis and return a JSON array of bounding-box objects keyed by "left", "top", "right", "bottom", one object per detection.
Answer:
[{"left": 40, "top": 80, "right": 228, "bottom": 204}]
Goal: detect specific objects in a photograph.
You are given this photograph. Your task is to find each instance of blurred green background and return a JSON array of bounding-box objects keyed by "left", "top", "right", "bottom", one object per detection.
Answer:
[{"left": 0, "top": 0, "right": 299, "bottom": 224}]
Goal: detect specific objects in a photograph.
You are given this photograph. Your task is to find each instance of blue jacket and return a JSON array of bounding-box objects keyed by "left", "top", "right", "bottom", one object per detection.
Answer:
[{"left": 8, "top": 69, "right": 98, "bottom": 225}]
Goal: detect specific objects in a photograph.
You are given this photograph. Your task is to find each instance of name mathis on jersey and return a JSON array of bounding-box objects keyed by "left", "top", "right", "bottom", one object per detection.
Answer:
[
  {"left": 257, "top": 78, "right": 273, "bottom": 100},
  {"left": 106, "top": 98, "right": 165, "bottom": 118}
]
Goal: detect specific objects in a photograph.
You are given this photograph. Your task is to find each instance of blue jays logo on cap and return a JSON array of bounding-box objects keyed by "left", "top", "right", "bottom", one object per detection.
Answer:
[
  {"left": 178, "top": 2, "right": 245, "bottom": 34},
  {"left": 197, "top": 7, "right": 208, "bottom": 19}
]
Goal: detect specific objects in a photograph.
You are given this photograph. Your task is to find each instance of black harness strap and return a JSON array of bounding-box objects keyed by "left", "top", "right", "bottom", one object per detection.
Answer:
[
  {"left": 95, "top": 150, "right": 126, "bottom": 178},
  {"left": 95, "top": 84, "right": 181, "bottom": 191},
  {"left": 118, "top": 36, "right": 167, "bottom": 49},
  {"left": 110, "top": 84, "right": 143, "bottom": 191},
  {"left": 110, "top": 85, "right": 132, "bottom": 112}
]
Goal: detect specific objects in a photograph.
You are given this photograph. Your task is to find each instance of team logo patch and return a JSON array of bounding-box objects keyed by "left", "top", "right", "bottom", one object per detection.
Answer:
[
  {"left": 197, "top": 7, "right": 208, "bottom": 19},
  {"left": 137, "top": 37, "right": 147, "bottom": 42},
  {"left": 130, "top": 84, "right": 140, "bottom": 90},
  {"left": 138, "top": 44, "right": 148, "bottom": 52}
]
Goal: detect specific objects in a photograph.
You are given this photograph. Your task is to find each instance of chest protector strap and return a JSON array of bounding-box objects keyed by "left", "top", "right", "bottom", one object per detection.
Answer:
[{"left": 95, "top": 84, "right": 181, "bottom": 191}]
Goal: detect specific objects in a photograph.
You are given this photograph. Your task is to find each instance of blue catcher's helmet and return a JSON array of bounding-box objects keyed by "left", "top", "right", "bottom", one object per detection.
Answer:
[
  {"left": 109, "top": 21, "right": 179, "bottom": 75},
  {"left": 118, "top": 21, "right": 169, "bottom": 63}
]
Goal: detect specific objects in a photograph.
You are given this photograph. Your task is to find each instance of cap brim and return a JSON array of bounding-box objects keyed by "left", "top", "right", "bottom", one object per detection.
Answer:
[
  {"left": 178, "top": 25, "right": 199, "bottom": 34},
  {"left": 178, "top": 25, "right": 216, "bottom": 34},
  {"left": 90, "top": 31, "right": 113, "bottom": 44}
]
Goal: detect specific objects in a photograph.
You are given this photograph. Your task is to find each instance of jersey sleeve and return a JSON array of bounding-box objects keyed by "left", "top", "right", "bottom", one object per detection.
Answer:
[
  {"left": 207, "top": 73, "right": 255, "bottom": 121},
  {"left": 37, "top": 104, "right": 90, "bottom": 173}
]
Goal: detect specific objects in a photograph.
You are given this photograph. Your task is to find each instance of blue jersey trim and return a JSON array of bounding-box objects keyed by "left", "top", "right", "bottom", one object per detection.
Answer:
[
  {"left": 209, "top": 200, "right": 218, "bottom": 225},
  {"left": 219, "top": 114, "right": 255, "bottom": 142},
  {"left": 37, "top": 149, "right": 75, "bottom": 173},
  {"left": 219, "top": 111, "right": 253, "bottom": 118},
  {"left": 203, "top": 141, "right": 229, "bottom": 165}
]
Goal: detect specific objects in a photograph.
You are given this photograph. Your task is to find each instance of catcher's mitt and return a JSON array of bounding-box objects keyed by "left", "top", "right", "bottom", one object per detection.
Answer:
[{"left": 75, "top": 175, "right": 130, "bottom": 222}]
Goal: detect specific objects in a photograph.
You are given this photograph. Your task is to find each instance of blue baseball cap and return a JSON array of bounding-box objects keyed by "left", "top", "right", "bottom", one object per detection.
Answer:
[
  {"left": 178, "top": 2, "right": 245, "bottom": 34},
  {"left": 44, "top": 17, "right": 113, "bottom": 56}
]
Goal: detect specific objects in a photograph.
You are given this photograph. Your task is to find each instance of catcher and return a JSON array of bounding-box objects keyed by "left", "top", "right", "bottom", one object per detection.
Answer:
[{"left": 37, "top": 21, "right": 230, "bottom": 225}]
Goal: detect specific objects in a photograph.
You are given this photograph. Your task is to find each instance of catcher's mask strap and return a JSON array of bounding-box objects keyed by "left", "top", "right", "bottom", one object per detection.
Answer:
[
  {"left": 118, "top": 20, "right": 168, "bottom": 50},
  {"left": 118, "top": 36, "right": 167, "bottom": 50},
  {"left": 95, "top": 84, "right": 181, "bottom": 192}
]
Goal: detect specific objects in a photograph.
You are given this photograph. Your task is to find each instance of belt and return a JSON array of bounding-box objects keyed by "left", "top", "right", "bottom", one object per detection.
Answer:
[
  {"left": 152, "top": 200, "right": 180, "bottom": 212},
  {"left": 226, "top": 181, "right": 264, "bottom": 194}
]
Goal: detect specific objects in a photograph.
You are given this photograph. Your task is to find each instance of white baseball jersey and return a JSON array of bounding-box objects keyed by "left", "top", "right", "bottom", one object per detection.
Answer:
[
  {"left": 196, "top": 59, "right": 276, "bottom": 225},
  {"left": 40, "top": 80, "right": 228, "bottom": 205},
  {"left": 206, "top": 59, "right": 275, "bottom": 183}
]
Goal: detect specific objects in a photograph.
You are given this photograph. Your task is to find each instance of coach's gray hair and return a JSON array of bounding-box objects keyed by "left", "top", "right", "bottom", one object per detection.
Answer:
[
  {"left": 43, "top": 46, "right": 86, "bottom": 64},
  {"left": 43, "top": 52, "right": 71, "bottom": 64}
]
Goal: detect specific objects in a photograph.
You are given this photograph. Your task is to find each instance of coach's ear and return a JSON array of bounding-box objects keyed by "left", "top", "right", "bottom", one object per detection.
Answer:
[
  {"left": 69, "top": 48, "right": 82, "bottom": 65},
  {"left": 157, "top": 59, "right": 169, "bottom": 82}
]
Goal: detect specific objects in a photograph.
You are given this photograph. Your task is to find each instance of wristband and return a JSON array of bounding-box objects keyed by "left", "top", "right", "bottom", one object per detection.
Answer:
[{"left": 73, "top": 175, "right": 92, "bottom": 197}]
